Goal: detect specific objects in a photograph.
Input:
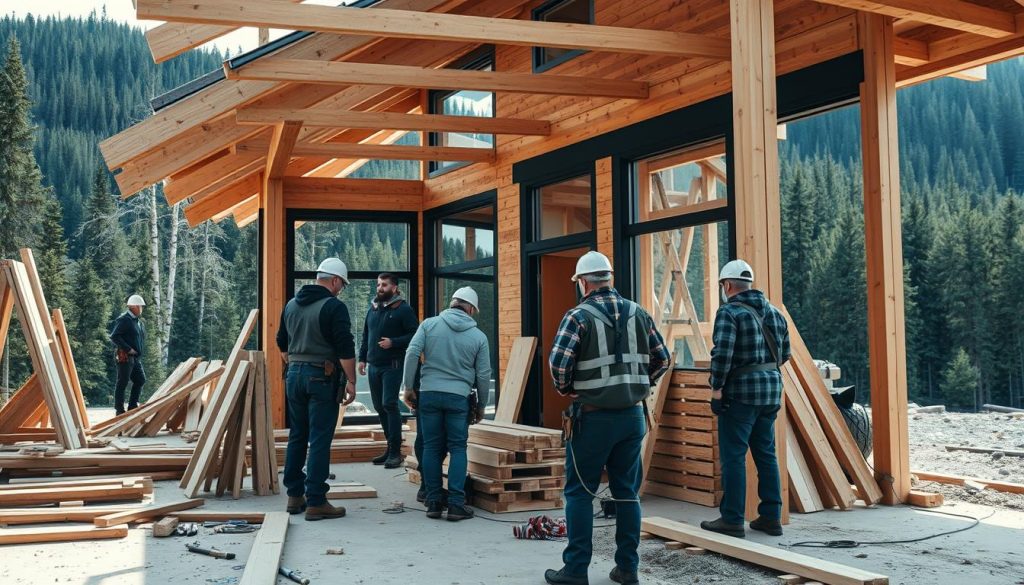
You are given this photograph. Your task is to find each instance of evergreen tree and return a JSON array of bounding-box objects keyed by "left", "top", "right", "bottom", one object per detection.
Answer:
[
  {"left": 941, "top": 348, "right": 980, "bottom": 411},
  {"left": 80, "top": 165, "right": 128, "bottom": 303},
  {"left": 37, "top": 197, "right": 71, "bottom": 312},
  {"left": 68, "top": 259, "right": 112, "bottom": 404},
  {"left": 781, "top": 163, "right": 816, "bottom": 322}
]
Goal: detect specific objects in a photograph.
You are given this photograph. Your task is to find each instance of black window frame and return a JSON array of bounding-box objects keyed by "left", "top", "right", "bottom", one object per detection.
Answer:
[
  {"left": 284, "top": 208, "right": 419, "bottom": 427},
  {"left": 531, "top": 0, "right": 594, "bottom": 73},
  {"left": 424, "top": 191, "right": 500, "bottom": 410},
  {"left": 427, "top": 47, "right": 497, "bottom": 177}
]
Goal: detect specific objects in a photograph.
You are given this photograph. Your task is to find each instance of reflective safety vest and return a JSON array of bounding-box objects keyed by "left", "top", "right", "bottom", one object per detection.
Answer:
[{"left": 570, "top": 298, "right": 653, "bottom": 409}]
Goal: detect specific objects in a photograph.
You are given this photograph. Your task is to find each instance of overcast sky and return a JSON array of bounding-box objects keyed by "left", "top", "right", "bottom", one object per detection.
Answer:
[{"left": 4, "top": 1, "right": 340, "bottom": 56}]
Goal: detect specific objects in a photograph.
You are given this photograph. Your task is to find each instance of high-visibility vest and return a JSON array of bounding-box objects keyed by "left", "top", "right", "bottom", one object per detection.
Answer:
[{"left": 570, "top": 298, "right": 653, "bottom": 409}]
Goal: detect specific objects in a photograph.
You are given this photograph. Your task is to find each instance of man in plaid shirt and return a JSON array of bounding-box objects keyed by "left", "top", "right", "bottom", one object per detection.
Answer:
[
  {"left": 701, "top": 259, "right": 791, "bottom": 539},
  {"left": 544, "top": 251, "right": 669, "bottom": 585}
]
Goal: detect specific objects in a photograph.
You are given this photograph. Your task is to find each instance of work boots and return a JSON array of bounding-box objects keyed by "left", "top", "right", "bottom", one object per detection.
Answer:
[
  {"left": 425, "top": 501, "right": 444, "bottom": 519},
  {"left": 445, "top": 504, "right": 475, "bottom": 522},
  {"left": 372, "top": 451, "right": 390, "bottom": 465},
  {"left": 383, "top": 452, "right": 405, "bottom": 469},
  {"left": 543, "top": 567, "right": 589, "bottom": 585},
  {"left": 305, "top": 502, "right": 346, "bottom": 521},
  {"left": 286, "top": 496, "right": 306, "bottom": 514},
  {"left": 609, "top": 567, "right": 640, "bottom": 585},
  {"left": 700, "top": 517, "right": 745, "bottom": 538},
  {"left": 749, "top": 516, "right": 783, "bottom": 536}
]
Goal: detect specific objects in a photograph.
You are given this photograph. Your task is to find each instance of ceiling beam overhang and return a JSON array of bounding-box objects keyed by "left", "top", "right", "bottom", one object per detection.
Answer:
[
  {"left": 811, "top": 0, "right": 1016, "bottom": 38},
  {"left": 236, "top": 108, "right": 551, "bottom": 135}
]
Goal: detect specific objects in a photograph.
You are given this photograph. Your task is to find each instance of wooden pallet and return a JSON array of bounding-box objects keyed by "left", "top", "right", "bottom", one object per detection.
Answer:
[{"left": 473, "top": 491, "right": 563, "bottom": 513}]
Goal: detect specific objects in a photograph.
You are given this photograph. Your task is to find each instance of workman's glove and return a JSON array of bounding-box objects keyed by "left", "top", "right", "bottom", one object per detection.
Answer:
[
  {"left": 710, "top": 397, "right": 728, "bottom": 416},
  {"left": 470, "top": 405, "right": 485, "bottom": 425}
]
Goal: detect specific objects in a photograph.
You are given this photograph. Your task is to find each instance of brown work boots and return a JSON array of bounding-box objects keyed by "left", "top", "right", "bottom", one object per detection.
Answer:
[
  {"left": 305, "top": 502, "right": 346, "bottom": 521},
  {"left": 286, "top": 496, "right": 306, "bottom": 515}
]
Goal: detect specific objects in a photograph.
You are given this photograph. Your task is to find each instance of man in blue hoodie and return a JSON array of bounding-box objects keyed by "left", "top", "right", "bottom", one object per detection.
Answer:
[
  {"left": 701, "top": 259, "right": 791, "bottom": 539},
  {"left": 402, "top": 286, "right": 490, "bottom": 522},
  {"left": 276, "top": 258, "right": 357, "bottom": 522},
  {"left": 358, "top": 273, "right": 419, "bottom": 469}
]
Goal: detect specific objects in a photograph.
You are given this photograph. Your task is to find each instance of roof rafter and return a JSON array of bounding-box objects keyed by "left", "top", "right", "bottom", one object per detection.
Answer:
[
  {"left": 266, "top": 121, "right": 304, "bottom": 180},
  {"left": 811, "top": 0, "right": 1017, "bottom": 38},
  {"left": 184, "top": 172, "right": 262, "bottom": 227},
  {"left": 226, "top": 58, "right": 650, "bottom": 99},
  {"left": 136, "top": 0, "right": 732, "bottom": 58},
  {"left": 237, "top": 141, "right": 495, "bottom": 163}
]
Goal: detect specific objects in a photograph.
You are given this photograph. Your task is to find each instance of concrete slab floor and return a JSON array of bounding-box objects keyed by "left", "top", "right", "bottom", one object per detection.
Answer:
[{"left": 2, "top": 461, "right": 1022, "bottom": 585}]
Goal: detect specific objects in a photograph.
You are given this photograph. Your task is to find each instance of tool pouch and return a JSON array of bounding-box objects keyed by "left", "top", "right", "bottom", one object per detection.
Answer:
[
  {"left": 467, "top": 390, "right": 479, "bottom": 425},
  {"left": 561, "top": 402, "right": 580, "bottom": 442},
  {"left": 324, "top": 360, "right": 344, "bottom": 403},
  {"left": 115, "top": 349, "right": 129, "bottom": 364}
]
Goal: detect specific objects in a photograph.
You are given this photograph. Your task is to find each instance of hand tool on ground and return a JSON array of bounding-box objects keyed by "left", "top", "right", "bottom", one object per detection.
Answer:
[
  {"left": 186, "top": 542, "right": 236, "bottom": 560},
  {"left": 278, "top": 566, "right": 310, "bottom": 584},
  {"left": 175, "top": 522, "right": 198, "bottom": 536},
  {"left": 202, "top": 520, "right": 252, "bottom": 528},
  {"left": 214, "top": 524, "right": 259, "bottom": 534}
]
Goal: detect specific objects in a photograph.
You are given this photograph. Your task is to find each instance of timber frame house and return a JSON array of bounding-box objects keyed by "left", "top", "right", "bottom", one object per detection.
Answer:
[{"left": 103, "top": 0, "right": 1024, "bottom": 507}]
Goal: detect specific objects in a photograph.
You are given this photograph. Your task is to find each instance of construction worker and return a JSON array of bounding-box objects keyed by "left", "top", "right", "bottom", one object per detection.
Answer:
[
  {"left": 700, "top": 259, "right": 791, "bottom": 538},
  {"left": 109, "top": 294, "right": 147, "bottom": 415},
  {"left": 276, "top": 258, "right": 357, "bottom": 522},
  {"left": 402, "top": 286, "right": 490, "bottom": 522},
  {"left": 545, "top": 251, "right": 670, "bottom": 585},
  {"left": 358, "top": 273, "right": 419, "bottom": 469}
]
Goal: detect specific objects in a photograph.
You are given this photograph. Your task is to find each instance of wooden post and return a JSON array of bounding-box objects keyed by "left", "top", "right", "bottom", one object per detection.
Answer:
[
  {"left": 261, "top": 174, "right": 287, "bottom": 428},
  {"left": 596, "top": 157, "right": 615, "bottom": 263},
  {"left": 730, "top": 0, "right": 788, "bottom": 523},
  {"left": 859, "top": 13, "right": 910, "bottom": 505}
]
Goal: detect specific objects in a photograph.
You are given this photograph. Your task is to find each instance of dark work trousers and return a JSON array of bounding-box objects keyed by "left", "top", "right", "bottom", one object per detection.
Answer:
[
  {"left": 562, "top": 404, "right": 646, "bottom": 577},
  {"left": 414, "top": 400, "right": 449, "bottom": 493},
  {"left": 368, "top": 362, "right": 404, "bottom": 455},
  {"left": 114, "top": 356, "right": 146, "bottom": 414},
  {"left": 717, "top": 401, "right": 782, "bottom": 525},
  {"left": 284, "top": 363, "right": 341, "bottom": 507},
  {"left": 420, "top": 391, "right": 470, "bottom": 507}
]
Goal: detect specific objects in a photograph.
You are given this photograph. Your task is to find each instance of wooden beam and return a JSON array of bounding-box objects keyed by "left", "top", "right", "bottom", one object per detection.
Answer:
[
  {"left": 641, "top": 518, "right": 890, "bottom": 585},
  {"left": 893, "top": 36, "right": 930, "bottom": 66},
  {"left": 262, "top": 176, "right": 286, "bottom": 428},
  {"left": 283, "top": 176, "right": 423, "bottom": 197},
  {"left": 238, "top": 512, "right": 289, "bottom": 585},
  {"left": 227, "top": 58, "right": 650, "bottom": 99},
  {"left": 0, "top": 525, "right": 128, "bottom": 545},
  {"left": 237, "top": 108, "right": 550, "bottom": 136},
  {"left": 859, "top": 13, "right": 911, "bottom": 506},
  {"left": 138, "top": 0, "right": 732, "bottom": 59},
  {"left": 163, "top": 144, "right": 266, "bottom": 205},
  {"left": 184, "top": 173, "right": 263, "bottom": 227},
  {"left": 266, "top": 121, "right": 303, "bottom": 180},
  {"left": 813, "top": 0, "right": 1016, "bottom": 38},
  {"left": 899, "top": 25, "right": 1024, "bottom": 87},
  {"left": 239, "top": 141, "right": 495, "bottom": 163},
  {"left": 93, "top": 499, "right": 205, "bottom": 527},
  {"left": 947, "top": 63, "right": 987, "bottom": 81}
]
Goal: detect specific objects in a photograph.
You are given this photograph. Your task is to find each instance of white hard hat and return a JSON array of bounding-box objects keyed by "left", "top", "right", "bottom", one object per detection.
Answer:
[
  {"left": 571, "top": 251, "right": 613, "bottom": 282},
  {"left": 452, "top": 286, "right": 479, "bottom": 311},
  {"left": 126, "top": 294, "right": 146, "bottom": 307},
  {"left": 719, "top": 259, "right": 754, "bottom": 282},
  {"left": 316, "top": 257, "right": 349, "bottom": 284}
]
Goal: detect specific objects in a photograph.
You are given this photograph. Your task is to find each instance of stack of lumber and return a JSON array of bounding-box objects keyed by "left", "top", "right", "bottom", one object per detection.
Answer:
[
  {"left": 465, "top": 420, "right": 565, "bottom": 513},
  {"left": 0, "top": 249, "right": 90, "bottom": 449},
  {"left": 0, "top": 476, "right": 149, "bottom": 507},
  {"left": 641, "top": 369, "right": 722, "bottom": 507},
  {"left": 0, "top": 450, "right": 192, "bottom": 477},
  {"left": 178, "top": 312, "right": 280, "bottom": 498},
  {"left": 267, "top": 423, "right": 407, "bottom": 465},
  {"left": 88, "top": 358, "right": 225, "bottom": 439}
]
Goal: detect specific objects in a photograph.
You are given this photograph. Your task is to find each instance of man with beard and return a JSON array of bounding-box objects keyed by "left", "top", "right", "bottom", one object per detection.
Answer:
[{"left": 358, "top": 273, "right": 419, "bottom": 469}]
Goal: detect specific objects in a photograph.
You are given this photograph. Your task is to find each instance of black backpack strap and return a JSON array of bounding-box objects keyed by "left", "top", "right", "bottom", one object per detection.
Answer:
[{"left": 726, "top": 302, "right": 781, "bottom": 380}]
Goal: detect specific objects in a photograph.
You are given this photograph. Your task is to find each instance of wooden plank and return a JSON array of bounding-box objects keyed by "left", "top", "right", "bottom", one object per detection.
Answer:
[
  {"left": 0, "top": 484, "right": 146, "bottom": 507},
  {"left": 641, "top": 517, "right": 889, "bottom": 585},
  {"left": 813, "top": 0, "right": 1016, "bottom": 38},
  {"left": 51, "top": 309, "right": 88, "bottom": 429},
  {"left": 785, "top": 421, "right": 823, "bottom": 513},
  {"left": 0, "top": 374, "right": 43, "bottom": 433},
  {"left": 266, "top": 121, "right": 303, "bottom": 180},
  {"left": 138, "top": 0, "right": 732, "bottom": 59},
  {"left": 95, "top": 366, "right": 225, "bottom": 438},
  {"left": 493, "top": 337, "right": 537, "bottom": 423},
  {"left": 911, "top": 470, "right": 1024, "bottom": 495},
  {"left": 183, "top": 362, "right": 252, "bottom": 497},
  {"left": 152, "top": 516, "right": 180, "bottom": 537},
  {"left": 94, "top": 499, "right": 205, "bottom": 527},
  {"left": 280, "top": 141, "right": 495, "bottom": 163},
  {"left": 781, "top": 307, "right": 883, "bottom": 505},
  {"left": 327, "top": 485, "right": 379, "bottom": 499},
  {"left": 239, "top": 511, "right": 289, "bottom": 585},
  {"left": 640, "top": 361, "right": 674, "bottom": 495},
  {"left": 0, "top": 525, "right": 128, "bottom": 545},
  {"left": 237, "top": 108, "right": 552, "bottom": 136},
  {"left": 184, "top": 172, "right": 262, "bottom": 228},
  {"left": 858, "top": 13, "right": 911, "bottom": 506},
  {"left": 906, "top": 490, "right": 943, "bottom": 508},
  {"left": 230, "top": 364, "right": 255, "bottom": 499},
  {"left": 170, "top": 511, "right": 266, "bottom": 523},
  {"left": 0, "top": 272, "right": 13, "bottom": 361},
  {"left": 228, "top": 59, "right": 650, "bottom": 99},
  {"left": 281, "top": 176, "right": 423, "bottom": 196}
]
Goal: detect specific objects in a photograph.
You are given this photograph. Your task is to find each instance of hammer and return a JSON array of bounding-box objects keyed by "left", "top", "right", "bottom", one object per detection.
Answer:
[{"left": 185, "top": 542, "right": 235, "bottom": 560}]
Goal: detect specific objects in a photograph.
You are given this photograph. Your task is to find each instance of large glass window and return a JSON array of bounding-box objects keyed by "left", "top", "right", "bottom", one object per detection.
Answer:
[
  {"left": 629, "top": 143, "right": 731, "bottom": 368},
  {"left": 428, "top": 50, "right": 495, "bottom": 175},
  {"left": 426, "top": 200, "right": 498, "bottom": 412},
  {"left": 288, "top": 213, "right": 417, "bottom": 419},
  {"left": 532, "top": 0, "right": 593, "bottom": 72},
  {"left": 536, "top": 175, "right": 593, "bottom": 240}
]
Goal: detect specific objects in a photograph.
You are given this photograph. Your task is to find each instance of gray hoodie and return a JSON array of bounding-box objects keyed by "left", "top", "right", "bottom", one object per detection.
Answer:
[{"left": 402, "top": 308, "right": 491, "bottom": 405}]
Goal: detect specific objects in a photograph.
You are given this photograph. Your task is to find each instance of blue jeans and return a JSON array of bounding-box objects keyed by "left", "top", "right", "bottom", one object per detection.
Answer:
[
  {"left": 368, "top": 362, "right": 404, "bottom": 455},
  {"left": 563, "top": 405, "right": 646, "bottom": 577},
  {"left": 420, "top": 391, "right": 469, "bottom": 506},
  {"left": 283, "top": 363, "right": 340, "bottom": 506},
  {"left": 718, "top": 401, "right": 782, "bottom": 525}
]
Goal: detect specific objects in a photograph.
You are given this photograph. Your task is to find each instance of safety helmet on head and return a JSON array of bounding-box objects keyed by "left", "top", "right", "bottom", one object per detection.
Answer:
[
  {"left": 719, "top": 259, "right": 754, "bottom": 283},
  {"left": 126, "top": 294, "right": 146, "bottom": 307},
  {"left": 316, "top": 257, "right": 349, "bottom": 285},
  {"left": 452, "top": 286, "right": 479, "bottom": 311},
  {"left": 571, "top": 251, "right": 614, "bottom": 282}
]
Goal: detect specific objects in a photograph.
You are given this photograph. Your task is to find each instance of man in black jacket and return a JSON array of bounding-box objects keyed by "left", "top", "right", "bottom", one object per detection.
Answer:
[
  {"left": 358, "top": 273, "right": 418, "bottom": 469},
  {"left": 276, "top": 258, "right": 357, "bottom": 522},
  {"left": 109, "top": 294, "right": 147, "bottom": 415}
]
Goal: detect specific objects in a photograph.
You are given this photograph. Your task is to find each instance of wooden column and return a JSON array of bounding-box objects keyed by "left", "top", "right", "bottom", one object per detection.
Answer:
[
  {"left": 730, "top": 0, "right": 788, "bottom": 524},
  {"left": 859, "top": 12, "right": 910, "bottom": 505},
  {"left": 595, "top": 157, "right": 615, "bottom": 263},
  {"left": 261, "top": 174, "right": 287, "bottom": 428}
]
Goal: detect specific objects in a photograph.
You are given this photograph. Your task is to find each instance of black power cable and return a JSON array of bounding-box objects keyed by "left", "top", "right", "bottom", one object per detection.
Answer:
[{"left": 787, "top": 507, "right": 994, "bottom": 549}]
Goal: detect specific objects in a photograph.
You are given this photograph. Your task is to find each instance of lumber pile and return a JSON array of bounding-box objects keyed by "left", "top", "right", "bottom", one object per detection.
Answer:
[
  {"left": 641, "top": 517, "right": 889, "bottom": 585},
  {"left": 641, "top": 369, "right": 722, "bottom": 507},
  {"left": 178, "top": 316, "right": 281, "bottom": 498},
  {"left": 465, "top": 420, "right": 565, "bottom": 513},
  {"left": 0, "top": 476, "right": 149, "bottom": 507}
]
